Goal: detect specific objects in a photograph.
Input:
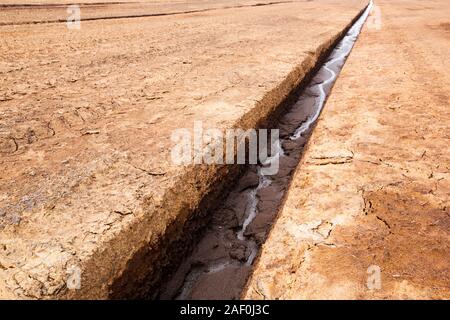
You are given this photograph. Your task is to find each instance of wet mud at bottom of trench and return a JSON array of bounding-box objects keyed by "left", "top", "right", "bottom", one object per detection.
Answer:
[{"left": 157, "top": 2, "right": 372, "bottom": 300}]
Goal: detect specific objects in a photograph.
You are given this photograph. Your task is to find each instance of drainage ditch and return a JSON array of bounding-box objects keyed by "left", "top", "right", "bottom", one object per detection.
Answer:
[{"left": 156, "top": 1, "right": 373, "bottom": 300}]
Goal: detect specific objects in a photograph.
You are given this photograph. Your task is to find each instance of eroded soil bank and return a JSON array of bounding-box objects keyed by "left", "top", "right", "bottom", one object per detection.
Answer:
[{"left": 158, "top": 3, "right": 372, "bottom": 299}]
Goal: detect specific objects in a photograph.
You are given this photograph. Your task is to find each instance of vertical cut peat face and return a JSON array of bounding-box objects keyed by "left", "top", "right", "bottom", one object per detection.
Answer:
[{"left": 157, "top": 1, "right": 373, "bottom": 300}]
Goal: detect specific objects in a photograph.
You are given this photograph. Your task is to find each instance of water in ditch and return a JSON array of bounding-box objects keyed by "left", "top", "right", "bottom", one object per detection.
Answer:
[{"left": 158, "top": 1, "right": 373, "bottom": 300}]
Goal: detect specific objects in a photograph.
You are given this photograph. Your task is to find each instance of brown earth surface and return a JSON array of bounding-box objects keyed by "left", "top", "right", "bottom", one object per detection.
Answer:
[
  {"left": 0, "top": 0, "right": 367, "bottom": 299},
  {"left": 0, "top": 0, "right": 293, "bottom": 25},
  {"left": 244, "top": 0, "right": 450, "bottom": 299}
]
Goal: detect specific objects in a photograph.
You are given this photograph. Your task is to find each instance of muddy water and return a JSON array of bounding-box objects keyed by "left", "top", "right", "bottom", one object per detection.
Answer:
[{"left": 158, "top": 1, "right": 373, "bottom": 300}]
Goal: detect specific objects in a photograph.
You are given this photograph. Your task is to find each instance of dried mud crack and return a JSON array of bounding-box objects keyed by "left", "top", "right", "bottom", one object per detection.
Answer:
[{"left": 156, "top": 2, "right": 373, "bottom": 300}]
